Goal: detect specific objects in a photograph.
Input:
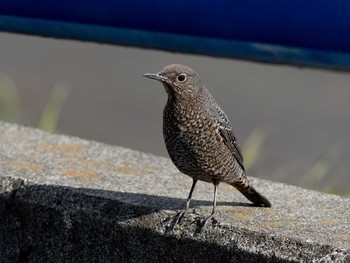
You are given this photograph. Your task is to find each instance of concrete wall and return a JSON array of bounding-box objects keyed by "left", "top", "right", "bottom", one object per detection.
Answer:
[{"left": 0, "top": 121, "right": 349, "bottom": 262}]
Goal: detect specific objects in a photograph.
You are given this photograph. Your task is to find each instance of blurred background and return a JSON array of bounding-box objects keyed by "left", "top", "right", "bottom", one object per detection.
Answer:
[
  {"left": 2, "top": 0, "right": 350, "bottom": 197},
  {"left": 1, "top": 31, "right": 349, "bottom": 196}
]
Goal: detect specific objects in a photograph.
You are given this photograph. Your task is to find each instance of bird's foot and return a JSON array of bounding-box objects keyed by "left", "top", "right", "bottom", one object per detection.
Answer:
[
  {"left": 194, "top": 215, "right": 218, "bottom": 234},
  {"left": 204, "top": 215, "right": 218, "bottom": 227},
  {"left": 164, "top": 210, "right": 187, "bottom": 236}
]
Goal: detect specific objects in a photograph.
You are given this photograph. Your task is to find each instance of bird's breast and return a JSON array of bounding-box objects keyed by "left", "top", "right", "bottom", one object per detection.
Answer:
[{"left": 162, "top": 101, "right": 236, "bottom": 179}]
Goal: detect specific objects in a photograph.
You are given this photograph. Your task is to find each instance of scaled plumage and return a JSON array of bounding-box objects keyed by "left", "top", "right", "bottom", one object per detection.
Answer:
[{"left": 144, "top": 64, "right": 271, "bottom": 229}]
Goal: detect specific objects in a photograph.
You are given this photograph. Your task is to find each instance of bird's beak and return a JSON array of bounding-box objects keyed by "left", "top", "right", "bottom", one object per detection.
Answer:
[{"left": 143, "top": 72, "right": 167, "bottom": 82}]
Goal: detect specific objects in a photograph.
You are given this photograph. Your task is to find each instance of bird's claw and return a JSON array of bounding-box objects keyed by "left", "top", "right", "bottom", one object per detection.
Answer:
[
  {"left": 164, "top": 210, "right": 186, "bottom": 236},
  {"left": 193, "top": 215, "right": 218, "bottom": 234},
  {"left": 202, "top": 215, "right": 217, "bottom": 227}
]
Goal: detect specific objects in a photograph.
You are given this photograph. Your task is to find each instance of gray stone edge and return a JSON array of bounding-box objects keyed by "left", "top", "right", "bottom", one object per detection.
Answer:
[{"left": 1, "top": 175, "right": 349, "bottom": 263}]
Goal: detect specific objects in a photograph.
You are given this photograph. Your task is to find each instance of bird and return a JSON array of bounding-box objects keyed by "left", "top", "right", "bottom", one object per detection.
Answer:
[{"left": 144, "top": 64, "right": 271, "bottom": 229}]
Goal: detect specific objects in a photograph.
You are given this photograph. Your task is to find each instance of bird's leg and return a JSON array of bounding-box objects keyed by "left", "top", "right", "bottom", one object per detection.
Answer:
[
  {"left": 181, "top": 179, "right": 198, "bottom": 218},
  {"left": 202, "top": 180, "right": 219, "bottom": 228},
  {"left": 165, "top": 179, "right": 197, "bottom": 235}
]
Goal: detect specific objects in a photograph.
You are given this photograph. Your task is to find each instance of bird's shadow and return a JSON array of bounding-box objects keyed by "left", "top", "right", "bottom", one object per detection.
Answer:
[
  {"left": 1, "top": 183, "right": 256, "bottom": 222},
  {"left": 0, "top": 183, "right": 281, "bottom": 262}
]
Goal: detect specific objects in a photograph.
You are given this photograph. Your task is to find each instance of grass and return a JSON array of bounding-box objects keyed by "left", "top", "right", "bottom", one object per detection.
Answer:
[
  {"left": 38, "top": 82, "right": 70, "bottom": 132},
  {"left": 0, "top": 72, "right": 21, "bottom": 122},
  {"left": 242, "top": 129, "right": 348, "bottom": 196},
  {"left": 0, "top": 72, "right": 69, "bottom": 131},
  {"left": 241, "top": 128, "right": 266, "bottom": 171}
]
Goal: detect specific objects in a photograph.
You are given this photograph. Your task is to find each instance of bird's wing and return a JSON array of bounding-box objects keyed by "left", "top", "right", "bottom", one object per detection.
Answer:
[{"left": 208, "top": 106, "right": 245, "bottom": 171}]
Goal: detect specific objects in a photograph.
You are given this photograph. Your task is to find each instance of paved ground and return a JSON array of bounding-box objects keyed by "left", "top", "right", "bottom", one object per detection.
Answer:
[{"left": 0, "top": 32, "right": 349, "bottom": 194}]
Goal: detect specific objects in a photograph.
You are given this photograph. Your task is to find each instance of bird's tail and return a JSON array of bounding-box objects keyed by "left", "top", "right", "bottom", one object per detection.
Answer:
[{"left": 231, "top": 175, "right": 271, "bottom": 207}]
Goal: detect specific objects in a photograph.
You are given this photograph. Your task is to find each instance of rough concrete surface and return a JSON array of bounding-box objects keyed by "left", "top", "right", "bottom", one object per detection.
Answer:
[{"left": 0, "top": 121, "right": 349, "bottom": 263}]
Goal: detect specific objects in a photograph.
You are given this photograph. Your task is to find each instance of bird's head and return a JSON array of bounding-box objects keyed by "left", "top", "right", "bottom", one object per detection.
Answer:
[{"left": 144, "top": 64, "right": 204, "bottom": 100}]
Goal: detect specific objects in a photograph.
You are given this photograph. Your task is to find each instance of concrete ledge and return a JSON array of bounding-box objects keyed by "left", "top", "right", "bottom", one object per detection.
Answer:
[{"left": 0, "top": 121, "right": 349, "bottom": 262}]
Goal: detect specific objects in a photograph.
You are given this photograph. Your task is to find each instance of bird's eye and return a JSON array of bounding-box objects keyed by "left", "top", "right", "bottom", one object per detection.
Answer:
[{"left": 177, "top": 74, "right": 187, "bottom": 82}]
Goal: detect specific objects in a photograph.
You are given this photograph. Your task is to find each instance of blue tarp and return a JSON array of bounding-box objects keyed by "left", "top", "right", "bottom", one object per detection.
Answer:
[{"left": 1, "top": 1, "right": 350, "bottom": 70}]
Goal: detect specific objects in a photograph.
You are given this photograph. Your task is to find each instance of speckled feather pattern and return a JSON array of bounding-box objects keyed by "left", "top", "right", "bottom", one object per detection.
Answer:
[
  {"left": 163, "top": 90, "right": 242, "bottom": 183},
  {"left": 146, "top": 64, "right": 271, "bottom": 207}
]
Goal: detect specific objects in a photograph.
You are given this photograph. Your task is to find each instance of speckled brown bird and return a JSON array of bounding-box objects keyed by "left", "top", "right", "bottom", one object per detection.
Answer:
[{"left": 144, "top": 64, "right": 271, "bottom": 227}]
